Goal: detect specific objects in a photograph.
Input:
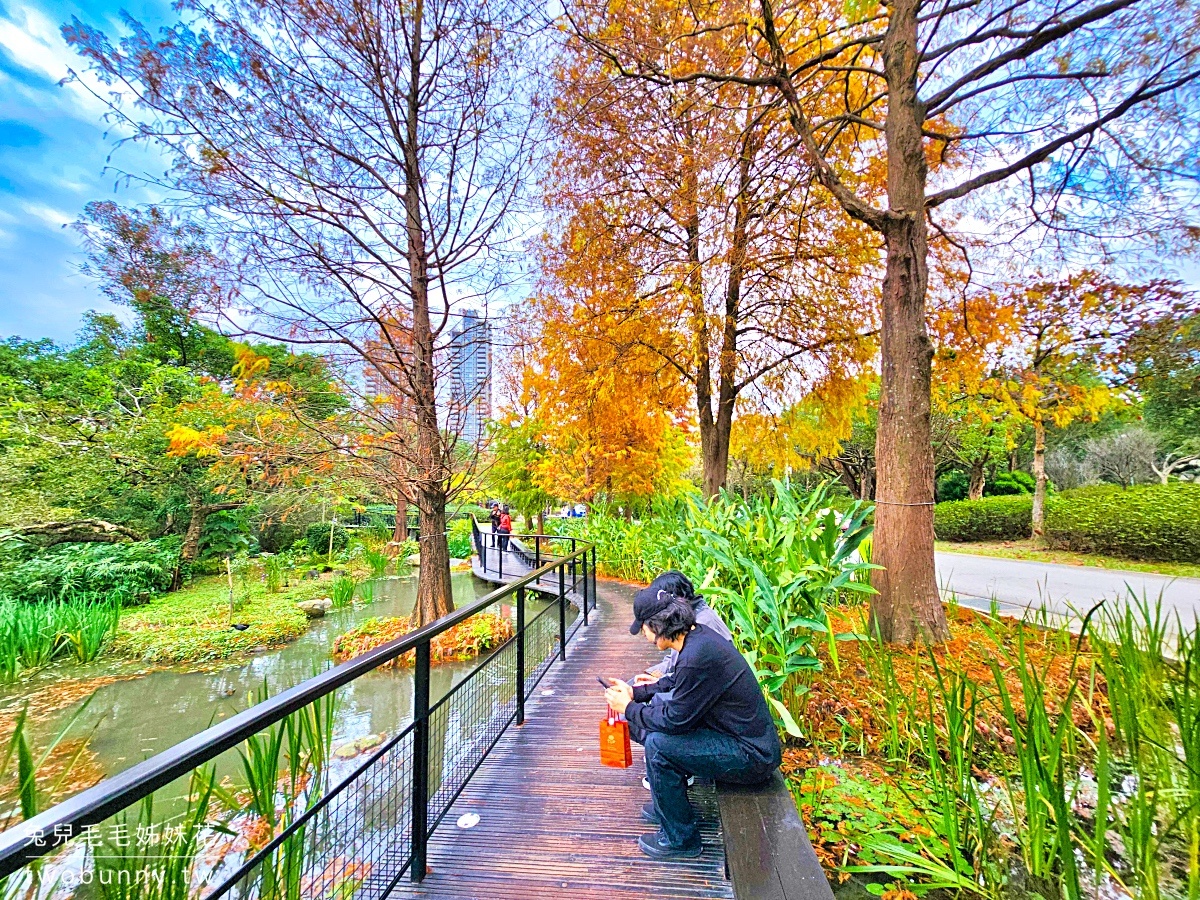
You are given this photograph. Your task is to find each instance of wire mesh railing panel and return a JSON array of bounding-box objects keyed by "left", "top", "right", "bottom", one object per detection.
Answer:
[
  {"left": 523, "top": 602, "right": 562, "bottom": 693},
  {"left": 425, "top": 636, "right": 519, "bottom": 831},
  {"left": 209, "top": 725, "right": 418, "bottom": 900}
]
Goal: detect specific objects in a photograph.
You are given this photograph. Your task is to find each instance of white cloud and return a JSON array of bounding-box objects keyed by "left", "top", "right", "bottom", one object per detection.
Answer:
[
  {"left": 20, "top": 200, "right": 73, "bottom": 228},
  {"left": 0, "top": 3, "right": 72, "bottom": 81}
]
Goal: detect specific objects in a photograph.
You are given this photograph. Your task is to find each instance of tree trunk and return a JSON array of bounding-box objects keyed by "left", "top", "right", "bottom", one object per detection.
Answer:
[
  {"left": 967, "top": 457, "right": 987, "bottom": 501},
  {"left": 700, "top": 131, "right": 754, "bottom": 499},
  {"left": 176, "top": 500, "right": 241, "bottom": 589},
  {"left": 404, "top": 0, "right": 453, "bottom": 627},
  {"left": 868, "top": 0, "right": 949, "bottom": 644},
  {"left": 392, "top": 498, "right": 409, "bottom": 543},
  {"left": 860, "top": 465, "right": 874, "bottom": 502},
  {"left": 537, "top": 510, "right": 545, "bottom": 535},
  {"left": 180, "top": 505, "right": 207, "bottom": 571},
  {"left": 1031, "top": 420, "right": 1047, "bottom": 543},
  {"left": 681, "top": 151, "right": 726, "bottom": 501}
]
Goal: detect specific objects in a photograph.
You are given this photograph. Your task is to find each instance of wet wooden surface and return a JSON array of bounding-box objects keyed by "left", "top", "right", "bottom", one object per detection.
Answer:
[{"left": 390, "top": 580, "right": 734, "bottom": 900}]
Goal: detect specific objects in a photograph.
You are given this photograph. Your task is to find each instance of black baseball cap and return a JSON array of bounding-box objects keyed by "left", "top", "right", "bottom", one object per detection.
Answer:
[{"left": 629, "top": 586, "right": 680, "bottom": 635}]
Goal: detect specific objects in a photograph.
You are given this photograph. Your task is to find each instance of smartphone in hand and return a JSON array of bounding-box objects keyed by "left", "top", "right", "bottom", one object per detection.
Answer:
[{"left": 596, "top": 676, "right": 611, "bottom": 690}]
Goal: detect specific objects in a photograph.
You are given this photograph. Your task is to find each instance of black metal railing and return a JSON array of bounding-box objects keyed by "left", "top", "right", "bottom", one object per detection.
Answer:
[
  {"left": 471, "top": 519, "right": 597, "bottom": 631},
  {"left": 0, "top": 536, "right": 596, "bottom": 899}
]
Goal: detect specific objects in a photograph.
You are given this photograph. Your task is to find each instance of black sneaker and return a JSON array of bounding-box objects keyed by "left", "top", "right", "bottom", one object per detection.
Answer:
[
  {"left": 637, "top": 831, "right": 702, "bottom": 860},
  {"left": 640, "top": 803, "right": 659, "bottom": 824}
]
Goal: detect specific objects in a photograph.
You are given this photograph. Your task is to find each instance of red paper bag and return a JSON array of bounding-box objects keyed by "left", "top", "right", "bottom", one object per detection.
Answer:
[{"left": 600, "top": 706, "right": 633, "bottom": 768}]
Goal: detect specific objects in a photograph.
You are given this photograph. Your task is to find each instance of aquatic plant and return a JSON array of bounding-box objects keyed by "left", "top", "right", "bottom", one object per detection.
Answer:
[
  {"left": 94, "top": 767, "right": 217, "bottom": 900},
  {"left": 329, "top": 576, "right": 357, "bottom": 609},
  {"left": 263, "top": 555, "right": 285, "bottom": 593},
  {"left": 0, "top": 597, "right": 121, "bottom": 679},
  {"left": 333, "top": 614, "right": 513, "bottom": 667},
  {"left": 362, "top": 547, "right": 390, "bottom": 578}
]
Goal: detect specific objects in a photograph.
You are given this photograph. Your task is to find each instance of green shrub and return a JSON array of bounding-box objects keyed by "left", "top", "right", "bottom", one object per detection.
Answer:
[
  {"left": 256, "top": 520, "right": 303, "bottom": 554},
  {"left": 984, "top": 471, "right": 1033, "bottom": 496},
  {"left": 1045, "top": 484, "right": 1200, "bottom": 562},
  {"left": 934, "top": 496, "right": 1033, "bottom": 542},
  {"left": 304, "top": 522, "right": 348, "bottom": 555},
  {"left": 0, "top": 538, "right": 180, "bottom": 606},
  {"left": 447, "top": 519, "right": 473, "bottom": 559},
  {"left": 937, "top": 470, "right": 969, "bottom": 502}
]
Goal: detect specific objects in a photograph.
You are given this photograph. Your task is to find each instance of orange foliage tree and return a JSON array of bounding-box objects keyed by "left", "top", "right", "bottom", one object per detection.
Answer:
[
  {"left": 972, "top": 273, "right": 1194, "bottom": 539},
  {"left": 517, "top": 293, "right": 694, "bottom": 511},
  {"left": 544, "top": 3, "right": 878, "bottom": 498},
  {"left": 568, "top": 0, "right": 1200, "bottom": 644},
  {"left": 163, "top": 345, "right": 342, "bottom": 568}
]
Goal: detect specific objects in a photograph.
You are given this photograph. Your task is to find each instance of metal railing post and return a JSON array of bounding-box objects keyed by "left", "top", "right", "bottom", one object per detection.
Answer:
[
  {"left": 498, "top": 538, "right": 504, "bottom": 581},
  {"left": 410, "top": 640, "right": 431, "bottom": 882},
  {"left": 592, "top": 547, "right": 597, "bottom": 612},
  {"left": 570, "top": 539, "right": 577, "bottom": 592},
  {"left": 558, "top": 563, "right": 567, "bottom": 662},
  {"left": 581, "top": 551, "right": 589, "bottom": 626},
  {"left": 516, "top": 587, "right": 526, "bottom": 724}
]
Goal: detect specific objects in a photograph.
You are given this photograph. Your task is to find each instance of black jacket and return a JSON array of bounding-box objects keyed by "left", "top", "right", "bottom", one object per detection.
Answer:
[{"left": 626, "top": 624, "right": 782, "bottom": 768}]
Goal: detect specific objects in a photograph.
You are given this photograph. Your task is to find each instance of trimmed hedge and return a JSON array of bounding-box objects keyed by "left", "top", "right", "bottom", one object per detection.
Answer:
[
  {"left": 1045, "top": 483, "right": 1200, "bottom": 563},
  {"left": 934, "top": 495, "right": 1033, "bottom": 542}
]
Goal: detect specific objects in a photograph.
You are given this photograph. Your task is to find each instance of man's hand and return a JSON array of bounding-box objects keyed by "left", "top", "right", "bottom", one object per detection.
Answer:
[
  {"left": 605, "top": 679, "right": 634, "bottom": 715},
  {"left": 632, "top": 673, "right": 659, "bottom": 686}
]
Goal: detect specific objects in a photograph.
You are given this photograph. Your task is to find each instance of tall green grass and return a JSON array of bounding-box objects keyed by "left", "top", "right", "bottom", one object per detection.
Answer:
[
  {"left": 94, "top": 767, "right": 217, "bottom": 900},
  {"left": 0, "top": 597, "right": 120, "bottom": 680},
  {"left": 329, "top": 576, "right": 357, "bottom": 609},
  {"left": 362, "top": 547, "right": 390, "bottom": 578}
]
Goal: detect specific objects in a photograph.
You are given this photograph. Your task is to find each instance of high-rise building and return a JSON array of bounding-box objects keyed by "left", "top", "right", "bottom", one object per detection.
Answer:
[
  {"left": 447, "top": 309, "right": 492, "bottom": 447},
  {"left": 364, "top": 318, "right": 414, "bottom": 413}
]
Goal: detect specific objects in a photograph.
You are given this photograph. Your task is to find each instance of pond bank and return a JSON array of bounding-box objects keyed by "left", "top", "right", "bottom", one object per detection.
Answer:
[{"left": 0, "top": 572, "right": 501, "bottom": 795}]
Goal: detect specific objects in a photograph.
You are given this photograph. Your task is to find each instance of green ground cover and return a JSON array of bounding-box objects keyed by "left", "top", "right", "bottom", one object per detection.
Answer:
[
  {"left": 114, "top": 572, "right": 327, "bottom": 663},
  {"left": 936, "top": 539, "right": 1200, "bottom": 579}
]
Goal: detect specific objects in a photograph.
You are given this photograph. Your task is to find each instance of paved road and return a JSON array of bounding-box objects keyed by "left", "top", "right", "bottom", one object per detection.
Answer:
[{"left": 936, "top": 550, "right": 1200, "bottom": 627}]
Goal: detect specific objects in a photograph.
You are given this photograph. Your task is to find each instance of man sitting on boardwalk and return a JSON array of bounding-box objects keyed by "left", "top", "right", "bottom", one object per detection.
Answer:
[{"left": 605, "top": 592, "right": 782, "bottom": 860}]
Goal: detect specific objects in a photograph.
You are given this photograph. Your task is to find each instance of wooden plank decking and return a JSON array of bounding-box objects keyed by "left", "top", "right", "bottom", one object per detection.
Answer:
[{"left": 388, "top": 579, "right": 734, "bottom": 900}]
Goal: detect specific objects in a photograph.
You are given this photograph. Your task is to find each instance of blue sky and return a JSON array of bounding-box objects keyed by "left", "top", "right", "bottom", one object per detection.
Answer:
[
  {"left": 0, "top": 0, "right": 169, "bottom": 344},
  {"left": 0, "top": 0, "right": 1196, "bottom": 347}
]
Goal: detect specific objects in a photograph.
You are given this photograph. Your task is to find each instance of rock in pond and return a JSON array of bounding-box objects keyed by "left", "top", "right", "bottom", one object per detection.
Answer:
[
  {"left": 333, "top": 733, "right": 387, "bottom": 759},
  {"left": 297, "top": 598, "right": 333, "bottom": 617}
]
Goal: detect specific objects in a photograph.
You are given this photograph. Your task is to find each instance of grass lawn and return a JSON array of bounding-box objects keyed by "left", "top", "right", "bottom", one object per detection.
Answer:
[
  {"left": 115, "top": 573, "right": 332, "bottom": 663},
  {"left": 935, "top": 538, "right": 1200, "bottom": 579}
]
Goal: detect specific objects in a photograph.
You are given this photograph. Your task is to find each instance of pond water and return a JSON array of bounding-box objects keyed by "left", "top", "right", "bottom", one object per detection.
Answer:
[{"left": 2, "top": 572, "right": 508, "bottom": 784}]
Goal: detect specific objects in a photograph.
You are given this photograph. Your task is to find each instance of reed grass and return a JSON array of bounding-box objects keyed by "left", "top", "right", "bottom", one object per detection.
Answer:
[
  {"left": 0, "top": 597, "right": 120, "bottom": 679},
  {"left": 362, "top": 547, "right": 390, "bottom": 578},
  {"left": 329, "top": 576, "right": 357, "bottom": 609},
  {"left": 94, "top": 767, "right": 217, "bottom": 900}
]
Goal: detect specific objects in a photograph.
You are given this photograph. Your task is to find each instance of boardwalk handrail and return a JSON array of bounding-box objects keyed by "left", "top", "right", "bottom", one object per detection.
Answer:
[{"left": 0, "top": 536, "right": 595, "bottom": 895}]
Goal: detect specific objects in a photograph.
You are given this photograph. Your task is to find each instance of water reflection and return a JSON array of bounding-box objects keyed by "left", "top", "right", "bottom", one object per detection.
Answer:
[{"left": 17, "top": 572, "right": 499, "bottom": 781}]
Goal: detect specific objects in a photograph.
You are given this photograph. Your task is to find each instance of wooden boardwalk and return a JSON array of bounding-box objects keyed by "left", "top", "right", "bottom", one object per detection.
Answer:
[{"left": 389, "top": 579, "right": 734, "bottom": 900}]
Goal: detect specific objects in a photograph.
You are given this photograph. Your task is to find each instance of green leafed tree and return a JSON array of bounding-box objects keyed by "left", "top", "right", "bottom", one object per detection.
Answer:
[{"left": 487, "top": 417, "right": 556, "bottom": 533}]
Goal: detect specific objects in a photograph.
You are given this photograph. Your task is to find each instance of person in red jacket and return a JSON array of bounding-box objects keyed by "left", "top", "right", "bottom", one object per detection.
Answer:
[{"left": 497, "top": 506, "right": 512, "bottom": 551}]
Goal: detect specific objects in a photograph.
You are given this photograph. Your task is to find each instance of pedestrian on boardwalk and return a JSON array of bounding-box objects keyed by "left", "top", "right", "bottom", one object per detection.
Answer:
[
  {"left": 498, "top": 506, "right": 512, "bottom": 552},
  {"left": 605, "top": 593, "right": 780, "bottom": 861}
]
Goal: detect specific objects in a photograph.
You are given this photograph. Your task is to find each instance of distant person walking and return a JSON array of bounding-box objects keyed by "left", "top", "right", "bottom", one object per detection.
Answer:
[
  {"left": 489, "top": 503, "right": 501, "bottom": 549},
  {"left": 498, "top": 506, "right": 512, "bottom": 552}
]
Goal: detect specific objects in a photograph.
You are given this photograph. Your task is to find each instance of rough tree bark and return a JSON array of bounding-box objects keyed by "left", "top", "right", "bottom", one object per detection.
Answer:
[
  {"left": 967, "top": 456, "right": 987, "bottom": 501},
  {"left": 177, "top": 499, "right": 243, "bottom": 588},
  {"left": 392, "top": 497, "right": 409, "bottom": 544},
  {"left": 867, "top": 0, "right": 949, "bottom": 644}
]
